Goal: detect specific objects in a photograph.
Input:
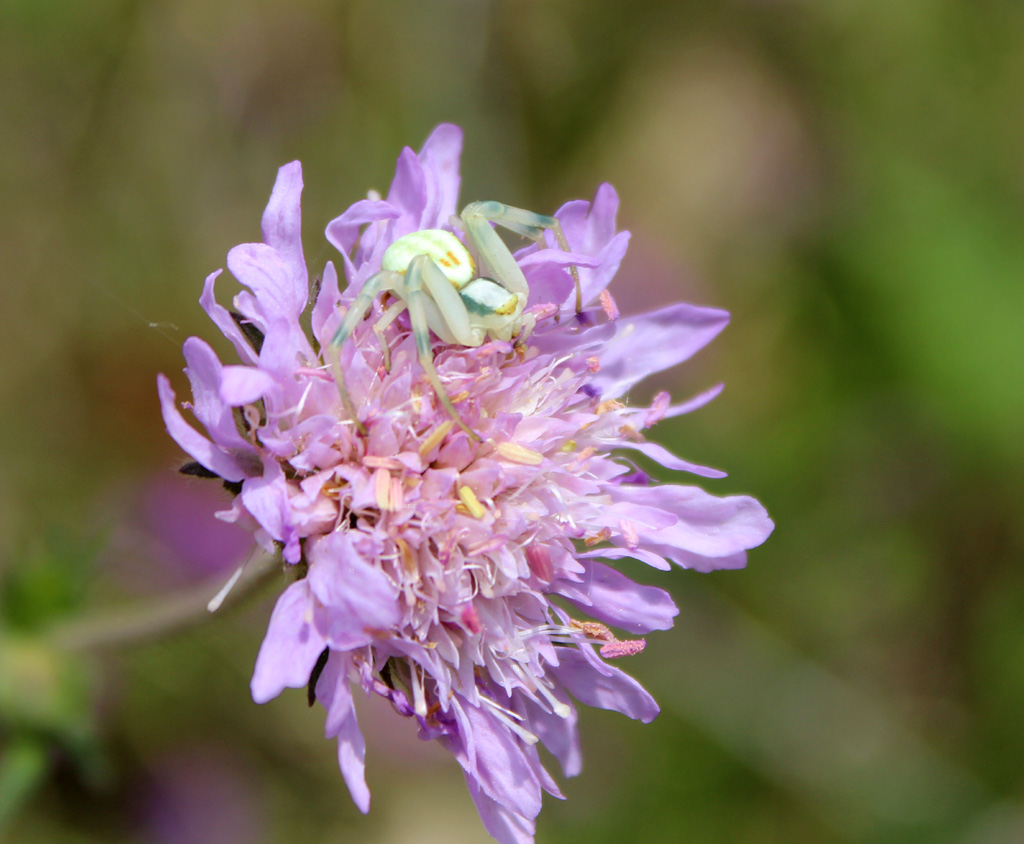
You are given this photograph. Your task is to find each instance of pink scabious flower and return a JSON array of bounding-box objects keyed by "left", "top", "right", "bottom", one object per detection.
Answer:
[{"left": 158, "top": 124, "right": 773, "bottom": 844}]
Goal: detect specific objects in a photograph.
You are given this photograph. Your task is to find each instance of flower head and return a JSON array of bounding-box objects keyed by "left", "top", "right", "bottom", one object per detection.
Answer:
[{"left": 159, "top": 125, "right": 773, "bottom": 844}]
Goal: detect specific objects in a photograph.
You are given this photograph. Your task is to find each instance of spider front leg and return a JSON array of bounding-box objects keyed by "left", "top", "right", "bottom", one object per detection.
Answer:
[
  {"left": 404, "top": 255, "right": 483, "bottom": 443},
  {"left": 325, "top": 269, "right": 403, "bottom": 435},
  {"left": 460, "top": 201, "right": 582, "bottom": 313}
]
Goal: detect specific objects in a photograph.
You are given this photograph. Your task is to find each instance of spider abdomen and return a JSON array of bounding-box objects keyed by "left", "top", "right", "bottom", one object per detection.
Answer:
[{"left": 382, "top": 229, "right": 475, "bottom": 288}]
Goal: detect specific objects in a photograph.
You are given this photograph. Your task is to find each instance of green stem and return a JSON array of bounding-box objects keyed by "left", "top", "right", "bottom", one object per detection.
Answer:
[
  {"left": 0, "top": 738, "right": 49, "bottom": 834},
  {"left": 46, "top": 551, "right": 282, "bottom": 652}
]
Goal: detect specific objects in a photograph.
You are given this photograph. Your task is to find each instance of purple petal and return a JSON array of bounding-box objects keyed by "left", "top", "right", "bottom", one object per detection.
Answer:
[
  {"left": 250, "top": 579, "right": 326, "bottom": 704},
  {"left": 386, "top": 146, "right": 427, "bottom": 232},
  {"left": 664, "top": 383, "right": 725, "bottom": 419},
  {"left": 522, "top": 693, "right": 581, "bottom": 778},
  {"left": 199, "top": 270, "right": 258, "bottom": 364},
  {"left": 640, "top": 543, "right": 749, "bottom": 573},
  {"left": 260, "top": 161, "right": 307, "bottom": 292},
  {"left": 315, "top": 653, "right": 370, "bottom": 813},
  {"left": 591, "top": 303, "right": 731, "bottom": 399},
  {"left": 311, "top": 260, "right": 342, "bottom": 348},
  {"left": 306, "top": 532, "right": 401, "bottom": 648},
  {"left": 555, "top": 183, "right": 618, "bottom": 257},
  {"left": 157, "top": 375, "right": 247, "bottom": 482},
  {"left": 228, "top": 247, "right": 305, "bottom": 327},
  {"left": 219, "top": 365, "right": 276, "bottom": 405},
  {"left": 550, "top": 184, "right": 631, "bottom": 307},
  {"left": 556, "top": 560, "right": 678, "bottom": 634},
  {"left": 460, "top": 703, "right": 542, "bottom": 818},
  {"left": 516, "top": 248, "right": 601, "bottom": 272},
  {"left": 226, "top": 249, "right": 314, "bottom": 388},
  {"left": 418, "top": 123, "right": 463, "bottom": 226},
  {"left": 180, "top": 338, "right": 249, "bottom": 448},
  {"left": 578, "top": 545, "right": 673, "bottom": 571},
  {"left": 578, "top": 231, "right": 630, "bottom": 306},
  {"left": 552, "top": 650, "right": 660, "bottom": 723},
  {"left": 619, "top": 440, "right": 727, "bottom": 479},
  {"left": 325, "top": 198, "right": 401, "bottom": 256},
  {"left": 465, "top": 774, "right": 536, "bottom": 844},
  {"left": 240, "top": 459, "right": 299, "bottom": 562},
  {"left": 615, "top": 484, "right": 774, "bottom": 558}
]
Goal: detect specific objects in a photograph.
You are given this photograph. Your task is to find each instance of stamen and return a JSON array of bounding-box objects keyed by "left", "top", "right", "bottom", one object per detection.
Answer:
[
  {"left": 461, "top": 604, "right": 482, "bottom": 634},
  {"left": 573, "top": 620, "right": 615, "bottom": 642},
  {"left": 600, "top": 639, "right": 647, "bottom": 659},
  {"left": 374, "top": 469, "right": 394, "bottom": 511},
  {"left": 364, "top": 455, "right": 405, "bottom": 470},
  {"left": 479, "top": 697, "right": 539, "bottom": 745},
  {"left": 207, "top": 562, "right": 246, "bottom": 613},
  {"left": 619, "top": 519, "right": 640, "bottom": 550},
  {"left": 418, "top": 420, "right": 454, "bottom": 458},
  {"left": 396, "top": 537, "right": 418, "bottom": 578},
  {"left": 533, "top": 676, "right": 571, "bottom": 719},
  {"left": 525, "top": 544, "right": 553, "bottom": 582},
  {"left": 389, "top": 475, "right": 405, "bottom": 511},
  {"left": 496, "top": 442, "right": 544, "bottom": 465},
  {"left": 509, "top": 662, "right": 571, "bottom": 719},
  {"left": 599, "top": 289, "right": 620, "bottom": 320},
  {"left": 458, "top": 485, "right": 487, "bottom": 519},
  {"left": 411, "top": 663, "right": 428, "bottom": 719}
]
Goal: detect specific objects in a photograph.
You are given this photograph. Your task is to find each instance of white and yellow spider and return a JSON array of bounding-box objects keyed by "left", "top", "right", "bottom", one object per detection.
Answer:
[{"left": 326, "top": 201, "right": 580, "bottom": 442}]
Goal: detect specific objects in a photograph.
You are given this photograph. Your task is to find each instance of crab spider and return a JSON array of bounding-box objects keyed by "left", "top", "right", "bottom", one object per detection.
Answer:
[{"left": 326, "top": 201, "right": 581, "bottom": 442}]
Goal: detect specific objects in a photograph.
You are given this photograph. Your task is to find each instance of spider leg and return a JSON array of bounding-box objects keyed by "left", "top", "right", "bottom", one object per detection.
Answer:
[
  {"left": 404, "top": 255, "right": 482, "bottom": 443},
  {"left": 326, "top": 269, "right": 402, "bottom": 433},
  {"left": 416, "top": 254, "right": 481, "bottom": 347},
  {"left": 372, "top": 298, "right": 408, "bottom": 372},
  {"left": 462, "top": 201, "right": 582, "bottom": 313}
]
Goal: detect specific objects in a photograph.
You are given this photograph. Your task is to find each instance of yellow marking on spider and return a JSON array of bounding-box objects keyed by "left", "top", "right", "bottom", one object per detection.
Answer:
[{"left": 457, "top": 485, "right": 487, "bottom": 519}]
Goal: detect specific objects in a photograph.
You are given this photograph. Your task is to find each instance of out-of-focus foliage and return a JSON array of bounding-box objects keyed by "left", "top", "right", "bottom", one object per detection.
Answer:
[{"left": 1, "top": 0, "right": 1022, "bottom": 841}]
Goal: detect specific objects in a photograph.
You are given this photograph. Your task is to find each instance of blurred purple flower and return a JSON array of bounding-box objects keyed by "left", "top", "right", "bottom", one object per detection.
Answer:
[
  {"left": 143, "top": 746, "right": 265, "bottom": 844},
  {"left": 158, "top": 125, "right": 773, "bottom": 844},
  {"left": 138, "top": 473, "right": 253, "bottom": 580}
]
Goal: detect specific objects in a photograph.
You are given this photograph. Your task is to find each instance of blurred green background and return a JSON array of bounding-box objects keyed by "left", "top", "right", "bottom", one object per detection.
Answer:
[{"left": 2, "top": 0, "right": 1023, "bottom": 842}]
